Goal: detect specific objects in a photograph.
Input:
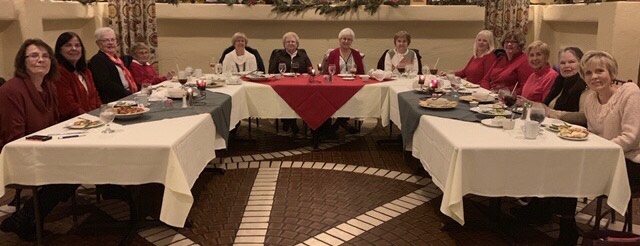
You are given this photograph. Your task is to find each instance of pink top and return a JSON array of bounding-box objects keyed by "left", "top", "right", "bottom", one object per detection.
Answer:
[
  {"left": 520, "top": 65, "right": 557, "bottom": 103},
  {"left": 129, "top": 60, "right": 167, "bottom": 86},
  {"left": 584, "top": 83, "right": 640, "bottom": 162},
  {"left": 479, "top": 51, "right": 533, "bottom": 95},
  {"left": 455, "top": 53, "right": 496, "bottom": 85}
]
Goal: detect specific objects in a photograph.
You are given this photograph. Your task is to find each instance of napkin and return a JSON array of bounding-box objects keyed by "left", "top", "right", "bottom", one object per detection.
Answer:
[
  {"left": 150, "top": 89, "right": 167, "bottom": 101},
  {"left": 370, "top": 69, "right": 392, "bottom": 81}
]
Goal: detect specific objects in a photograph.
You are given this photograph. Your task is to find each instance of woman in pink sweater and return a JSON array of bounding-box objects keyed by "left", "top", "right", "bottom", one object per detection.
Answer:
[{"left": 520, "top": 41, "right": 558, "bottom": 103}]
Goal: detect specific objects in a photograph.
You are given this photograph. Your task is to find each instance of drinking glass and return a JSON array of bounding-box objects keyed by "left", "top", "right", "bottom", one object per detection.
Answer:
[
  {"left": 215, "top": 63, "right": 223, "bottom": 76},
  {"left": 99, "top": 105, "right": 116, "bottom": 134},
  {"left": 529, "top": 106, "right": 546, "bottom": 124},
  {"left": 328, "top": 64, "right": 336, "bottom": 76},
  {"left": 396, "top": 64, "right": 406, "bottom": 77},
  {"left": 184, "top": 66, "right": 194, "bottom": 77},
  {"left": 422, "top": 65, "right": 430, "bottom": 76},
  {"left": 405, "top": 64, "right": 415, "bottom": 78},
  {"left": 429, "top": 68, "right": 439, "bottom": 75},
  {"left": 278, "top": 62, "right": 286, "bottom": 75},
  {"left": 178, "top": 71, "right": 188, "bottom": 88},
  {"left": 209, "top": 57, "right": 217, "bottom": 72},
  {"left": 291, "top": 62, "right": 299, "bottom": 77}
]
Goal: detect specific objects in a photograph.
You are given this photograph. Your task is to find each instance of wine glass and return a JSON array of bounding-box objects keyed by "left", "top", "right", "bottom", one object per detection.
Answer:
[
  {"left": 177, "top": 71, "right": 188, "bottom": 88},
  {"left": 209, "top": 57, "right": 217, "bottom": 72},
  {"left": 184, "top": 66, "right": 194, "bottom": 77},
  {"left": 429, "top": 68, "right": 439, "bottom": 75},
  {"left": 215, "top": 63, "right": 223, "bottom": 77},
  {"left": 291, "top": 62, "right": 299, "bottom": 77},
  {"left": 405, "top": 64, "right": 414, "bottom": 78},
  {"left": 328, "top": 64, "right": 336, "bottom": 77},
  {"left": 278, "top": 62, "right": 286, "bottom": 75},
  {"left": 529, "top": 106, "right": 546, "bottom": 124},
  {"left": 99, "top": 105, "right": 116, "bottom": 134},
  {"left": 422, "top": 65, "right": 430, "bottom": 76}
]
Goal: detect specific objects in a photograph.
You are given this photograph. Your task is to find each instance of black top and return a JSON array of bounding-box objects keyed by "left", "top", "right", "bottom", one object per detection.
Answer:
[
  {"left": 219, "top": 46, "right": 265, "bottom": 73},
  {"left": 268, "top": 49, "right": 313, "bottom": 74},
  {"left": 88, "top": 51, "right": 132, "bottom": 103},
  {"left": 543, "top": 73, "right": 586, "bottom": 112}
]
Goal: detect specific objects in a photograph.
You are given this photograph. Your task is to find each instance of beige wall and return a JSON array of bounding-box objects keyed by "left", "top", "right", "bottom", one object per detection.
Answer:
[{"left": 0, "top": 0, "right": 638, "bottom": 81}]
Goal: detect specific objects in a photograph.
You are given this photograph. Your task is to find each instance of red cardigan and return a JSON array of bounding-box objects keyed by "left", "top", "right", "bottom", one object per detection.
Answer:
[
  {"left": 0, "top": 77, "right": 58, "bottom": 150},
  {"left": 129, "top": 60, "right": 167, "bottom": 86},
  {"left": 54, "top": 66, "right": 103, "bottom": 121},
  {"left": 521, "top": 65, "right": 558, "bottom": 103},
  {"left": 479, "top": 51, "right": 533, "bottom": 95},
  {"left": 455, "top": 53, "right": 496, "bottom": 85},
  {"left": 325, "top": 48, "right": 365, "bottom": 75}
]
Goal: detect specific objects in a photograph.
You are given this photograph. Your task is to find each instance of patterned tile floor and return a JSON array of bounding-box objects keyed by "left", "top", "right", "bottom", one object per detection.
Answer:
[{"left": 0, "top": 119, "right": 638, "bottom": 245}]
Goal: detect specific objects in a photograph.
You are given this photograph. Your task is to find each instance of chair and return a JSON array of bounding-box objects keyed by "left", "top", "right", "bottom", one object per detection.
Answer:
[
  {"left": 121, "top": 54, "right": 134, "bottom": 68},
  {"left": 593, "top": 184, "right": 640, "bottom": 233},
  {"left": 0, "top": 77, "right": 6, "bottom": 86},
  {"left": 375, "top": 48, "right": 424, "bottom": 75},
  {"left": 218, "top": 46, "right": 265, "bottom": 73}
]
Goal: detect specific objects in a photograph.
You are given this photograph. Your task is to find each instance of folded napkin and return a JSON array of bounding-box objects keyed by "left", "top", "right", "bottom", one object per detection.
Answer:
[
  {"left": 370, "top": 69, "right": 392, "bottom": 81},
  {"left": 150, "top": 89, "right": 167, "bottom": 101}
]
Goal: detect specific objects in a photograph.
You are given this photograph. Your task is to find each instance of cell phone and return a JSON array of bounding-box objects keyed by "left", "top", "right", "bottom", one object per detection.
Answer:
[{"left": 25, "top": 135, "right": 52, "bottom": 141}]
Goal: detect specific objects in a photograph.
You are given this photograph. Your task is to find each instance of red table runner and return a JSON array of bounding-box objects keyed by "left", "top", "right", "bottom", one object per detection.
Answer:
[{"left": 249, "top": 76, "right": 377, "bottom": 129}]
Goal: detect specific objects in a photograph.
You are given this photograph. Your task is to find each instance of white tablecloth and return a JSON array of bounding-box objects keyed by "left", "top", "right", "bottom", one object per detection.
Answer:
[
  {"left": 411, "top": 115, "right": 630, "bottom": 225},
  {"left": 0, "top": 114, "right": 217, "bottom": 227}
]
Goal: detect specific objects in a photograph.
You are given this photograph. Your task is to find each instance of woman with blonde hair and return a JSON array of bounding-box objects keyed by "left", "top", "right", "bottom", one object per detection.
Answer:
[
  {"left": 222, "top": 32, "right": 258, "bottom": 74},
  {"left": 520, "top": 40, "right": 558, "bottom": 103},
  {"left": 448, "top": 30, "right": 497, "bottom": 84}
]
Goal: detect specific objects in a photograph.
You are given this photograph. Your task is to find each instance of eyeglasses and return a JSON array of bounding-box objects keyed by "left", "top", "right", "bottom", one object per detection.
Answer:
[
  {"left": 99, "top": 38, "right": 117, "bottom": 43},
  {"left": 25, "top": 53, "right": 51, "bottom": 60},
  {"left": 504, "top": 40, "right": 519, "bottom": 44}
]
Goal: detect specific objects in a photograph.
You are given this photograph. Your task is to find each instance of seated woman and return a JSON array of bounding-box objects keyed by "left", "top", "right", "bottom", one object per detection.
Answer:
[
  {"left": 544, "top": 47, "right": 588, "bottom": 126},
  {"left": 520, "top": 41, "right": 558, "bottom": 103},
  {"left": 447, "top": 30, "right": 496, "bottom": 85},
  {"left": 324, "top": 28, "right": 365, "bottom": 75},
  {"left": 222, "top": 32, "right": 258, "bottom": 74},
  {"left": 384, "top": 31, "right": 419, "bottom": 75},
  {"left": 479, "top": 29, "right": 534, "bottom": 95},
  {"left": 0, "top": 39, "right": 79, "bottom": 242},
  {"left": 89, "top": 27, "right": 137, "bottom": 103},
  {"left": 128, "top": 42, "right": 175, "bottom": 86},
  {"left": 268, "top": 32, "right": 313, "bottom": 137},
  {"left": 53, "top": 32, "right": 102, "bottom": 121}
]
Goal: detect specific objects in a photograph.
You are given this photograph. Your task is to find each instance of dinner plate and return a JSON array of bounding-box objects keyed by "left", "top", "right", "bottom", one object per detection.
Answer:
[
  {"left": 459, "top": 95, "right": 495, "bottom": 103},
  {"left": 206, "top": 82, "right": 225, "bottom": 88},
  {"left": 480, "top": 119, "right": 502, "bottom": 128},
  {"left": 419, "top": 100, "right": 458, "bottom": 109},
  {"left": 557, "top": 133, "right": 588, "bottom": 141},
  {"left": 66, "top": 120, "right": 104, "bottom": 129},
  {"left": 342, "top": 77, "right": 355, "bottom": 81},
  {"left": 470, "top": 107, "right": 512, "bottom": 116},
  {"left": 115, "top": 107, "right": 150, "bottom": 120},
  {"left": 337, "top": 74, "right": 354, "bottom": 77},
  {"left": 244, "top": 74, "right": 274, "bottom": 82},
  {"left": 457, "top": 89, "right": 473, "bottom": 95},
  {"left": 464, "top": 83, "right": 480, "bottom": 88},
  {"left": 283, "top": 73, "right": 296, "bottom": 77},
  {"left": 108, "top": 100, "right": 137, "bottom": 107}
]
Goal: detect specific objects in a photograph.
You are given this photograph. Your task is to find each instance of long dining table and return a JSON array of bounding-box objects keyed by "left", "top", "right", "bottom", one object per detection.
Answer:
[{"left": 388, "top": 77, "right": 631, "bottom": 225}]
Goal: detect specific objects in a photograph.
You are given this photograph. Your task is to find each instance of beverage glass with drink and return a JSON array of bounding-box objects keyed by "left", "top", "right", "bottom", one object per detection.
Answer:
[{"left": 99, "top": 105, "right": 116, "bottom": 134}]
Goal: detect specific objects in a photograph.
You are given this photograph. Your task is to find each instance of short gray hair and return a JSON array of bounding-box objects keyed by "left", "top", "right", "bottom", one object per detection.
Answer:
[
  {"left": 231, "top": 32, "right": 248, "bottom": 46},
  {"left": 282, "top": 32, "right": 300, "bottom": 46},
  {"left": 338, "top": 28, "right": 355, "bottom": 40},
  {"left": 94, "top": 27, "right": 115, "bottom": 41},
  {"left": 130, "top": 42, "right": 149, "bottom": 55}
]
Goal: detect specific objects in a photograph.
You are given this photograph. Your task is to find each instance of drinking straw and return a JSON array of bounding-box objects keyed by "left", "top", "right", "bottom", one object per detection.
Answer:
[
  {"left": 176, "top": 64, "right": 180, "bottom": 73},
  {"left": 434, "top": 58, "right": 440, "bottom": 69},
  {"left": 511, "top": 81, "right": 519, "bottom": 95}
]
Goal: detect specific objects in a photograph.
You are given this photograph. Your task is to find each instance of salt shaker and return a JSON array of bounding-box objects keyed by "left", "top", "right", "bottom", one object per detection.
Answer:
[
  {"left": 182, "top": 94, "right": 188, "bottom": 108},
  {"left": 521, "top": 102, "right": 532, "bottom": 120}
]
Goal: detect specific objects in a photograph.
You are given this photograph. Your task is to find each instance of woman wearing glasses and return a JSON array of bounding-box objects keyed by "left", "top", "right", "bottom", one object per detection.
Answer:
[
  {"left": 89, "top": 27, "right": 137, "bottom": 103},
  {"left": 0, "top": 39, "right": 79, "bottom": 242},
  {"left": 479, "top": 30, "right": 534, "bottom": 95}
]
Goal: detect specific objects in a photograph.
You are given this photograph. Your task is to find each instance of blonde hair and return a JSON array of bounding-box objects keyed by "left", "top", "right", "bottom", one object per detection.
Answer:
[
  {"left": 231, "top": 32, "right": 248, "bottom": 46},
  {"left": 473, "top": 30, "right": 495, "bottom": 58},
  {"left": 580, "top": 50, "right": 618, "bottom": 80},
  {"left": 338, "top": 28, "right": 355, "bottom": 40},
  {"left": 526, "top": 40, "right": 551, "bottom": 62},
  {"left": 282, "top": 32, "right": 300, "bottom": 46}
]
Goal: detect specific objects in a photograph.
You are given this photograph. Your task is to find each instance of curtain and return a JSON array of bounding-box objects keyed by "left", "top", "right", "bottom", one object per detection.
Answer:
[
  {"left": 108, "top": 0, "right": 158, "bottom": 59},
  {"left": 484, "top": 0, "right": 529, "bottom": 43}
]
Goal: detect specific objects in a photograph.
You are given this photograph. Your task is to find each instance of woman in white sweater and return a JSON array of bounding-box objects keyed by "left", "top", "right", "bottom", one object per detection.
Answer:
[{"left": 222, "top": 32, "right": 257, "bottom": 74}]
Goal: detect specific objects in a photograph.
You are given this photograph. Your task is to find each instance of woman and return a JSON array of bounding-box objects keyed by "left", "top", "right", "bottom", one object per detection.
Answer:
[
  {"left": 324, "top": 28, "right": 365, "bottom": 75},
  {"left": 222, "top": 32, "right": 258, "bottom": 74},
  {"left": 384, "top": 31, "right": 419, "bottom": 75},
  {"left": 544, "top": 47, "right": 588, "bottom": 125},
  {"left": 479, "top": 29, "right": 534, "bottom": 95},
  {"left": 268, "top": 32, "right": 313, "bottom": 75},
  {"left": 89, "top": 27, "right": 137, "bottom": 103},
  {"left": 520, "top": 41, "right": 558, "bottom": 103},
  {"left": 448, "top": 30, "right": 496, "bottom": 84},
  {"left": 129, "top": 42, "right": 175, "bottom": 86},
  {"left": 0, "top": 39, "right": 78, "bottom": 242},
  {"left": 268, "top": 32, "right": 313, "bottom": 137},
  {"left": 53, "top": 32, "right": 102, "bottom": 121}
]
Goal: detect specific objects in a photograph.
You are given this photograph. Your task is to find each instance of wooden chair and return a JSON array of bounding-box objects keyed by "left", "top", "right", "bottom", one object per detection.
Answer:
[{"left": 593, "top": 184, "right": 640, "bottom": 233}]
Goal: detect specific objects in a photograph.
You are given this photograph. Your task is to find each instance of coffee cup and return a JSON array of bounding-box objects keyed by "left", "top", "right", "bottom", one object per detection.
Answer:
[
  {"left": 135, "top": 94, "right": 149, "bottom": 106},
  {"left": 360, "top": 75, "right": 370, "bottom": 81},
  {"left": 523, "top": 120, "right": 540, "bottom": 139},
  {"left": 502, "top": 119, "right": 516, "bottom": 130}
]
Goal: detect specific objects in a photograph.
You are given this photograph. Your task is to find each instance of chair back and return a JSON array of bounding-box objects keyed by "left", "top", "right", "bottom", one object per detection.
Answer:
[
  {"left": 267, "top": 48, "right": 308, "bottom": 74},
  {"left": 0, "top": 77, "right": 5, "bottom": 87},
  {"left": 376, "top": 49, "right": 424, "bottom": 75},
  {"left": 121, "top": 55, "right": 134, "bottom": 68},
  {"left": 219, "top": 46, "right": 266, "bottom": 72}
]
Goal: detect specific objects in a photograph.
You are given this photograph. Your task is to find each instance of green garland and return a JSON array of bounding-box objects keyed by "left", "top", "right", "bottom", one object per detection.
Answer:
[{"left": 271, "top": 0, "right": 403, "bottom": 16}]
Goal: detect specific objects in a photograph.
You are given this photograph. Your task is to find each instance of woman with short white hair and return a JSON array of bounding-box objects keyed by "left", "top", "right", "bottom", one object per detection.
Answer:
[
  {"left": 222, "top": 32, "right": 258, "bottom": 74},
  {"left": 88, "top": 27, "right": 137, "bottom": 103},
  {"left": 324, "top": 28, "right": 365, "bottom": 75}
]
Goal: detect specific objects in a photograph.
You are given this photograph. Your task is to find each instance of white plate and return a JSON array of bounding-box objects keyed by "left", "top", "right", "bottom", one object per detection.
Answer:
[
  {"left": 108, "top": 100, "right": 137, "bottom": 107},
  {"left": 282, "top": 73, "right": 296, "bottom": 77},
  {"left": 66, "top": 120, "right": 104, "bottom": 129},
  {"left": 464, "top": 83, "right": 480, "bottom": 88},
  {"left": 470, "top": 107, "right": 512, "bottom": 116},
  {"left": 115, "top": 107, "right": 150, "bottom": 119},
  {"left": 558, "top": 133, "right": 588, "bottom": 141},
  {"left": 480, "top": 119, "right": 502, "bottom": 128},
  {"left": 459, "top": 95, "right": 495, "bottom": 103},
  {"left": 342, "top": 77, "right": 355, "bottom": 81},
  {"left": 337, "top": 74, "right": 354, "bottom": 77}
]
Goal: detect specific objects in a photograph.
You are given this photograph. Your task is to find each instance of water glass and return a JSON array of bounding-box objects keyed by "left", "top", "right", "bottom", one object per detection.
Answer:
[
  {"left": 99, "top": 105, "right": 116, "bottom": 134},
  {"left": 140, "top": 83, "right": 152, "bottom": 95},
  {"left": 135, "top": 94, "right": 149, "bottom": 106},
  {"left": 291, "top": 62, "right": 299, "bottom": 77},
  {"left": 278, "top": 62, "right": 286, "bottom": 75}
]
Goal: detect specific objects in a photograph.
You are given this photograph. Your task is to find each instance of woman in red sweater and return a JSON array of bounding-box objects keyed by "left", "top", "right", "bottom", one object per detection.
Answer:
[
  {"left": 520, "top": 41, "right": 558, "bottom": 103},
  {"left": 324, "top": 28, "right": 365, "bottom": 75},
  {"left": 479, "top": 30, "right": 534, "bottom": 95},
  {"left": 53, "top": 32, "right": 102, "bottom": 121},
  {"left": 449, "top": 30, "right": 497, "bottom": 84},
  {"left": 129, "top": 42, "right": 175, "bottom": 86}
]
